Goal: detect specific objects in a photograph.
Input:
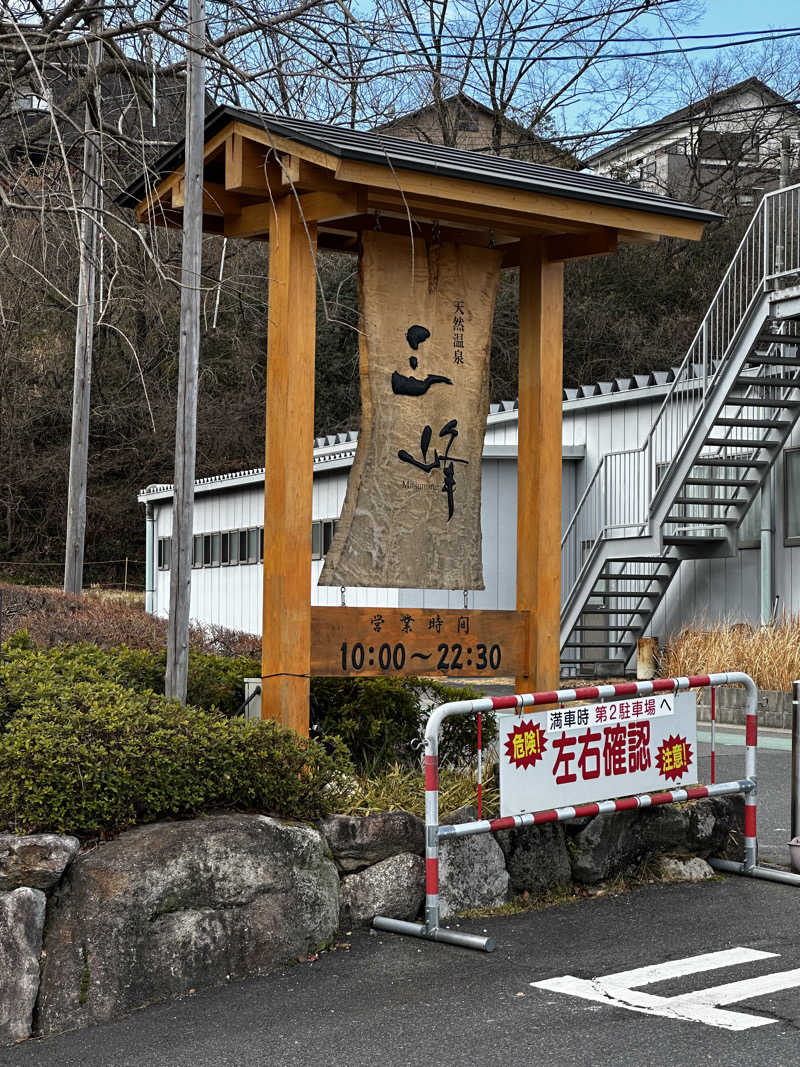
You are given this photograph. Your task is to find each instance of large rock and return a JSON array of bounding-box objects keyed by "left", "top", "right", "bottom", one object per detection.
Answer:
[
  {"left": 438, "top": 806, "right": 508, "bottom": 919},
  {"left": 340, "top": 852, "right": 424, "bottom": 926},
  {"left": 570, "top": 796, "right": 743, "bottom": 884},
  {"left": 0, "top": 887, "right": 46, "bottom": 1046},
  {"left": 494, "top": 823, "right": 572, "bottom": 896},
  {"left": 320, "top": 811, "right": 424, "bottom": 873},
  {"left": 37, "top": 814, "right": 339, "bottom": 1034},
  {"left": 0, "top": 834, "right": 80, "bottom": 891}
]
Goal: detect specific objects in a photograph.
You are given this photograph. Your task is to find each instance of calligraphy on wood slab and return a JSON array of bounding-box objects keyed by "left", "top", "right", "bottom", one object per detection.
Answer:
[{"left": 320, "top": 232, "right": 502, "bottom": 589}]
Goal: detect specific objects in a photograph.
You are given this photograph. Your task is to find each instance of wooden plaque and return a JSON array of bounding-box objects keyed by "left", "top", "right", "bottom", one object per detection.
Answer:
[{"left": 311, "top": 606, "right": 529, "bottom": 678}]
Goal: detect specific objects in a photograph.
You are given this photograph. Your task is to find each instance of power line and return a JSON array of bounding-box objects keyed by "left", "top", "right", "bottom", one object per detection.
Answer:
[{"left": 309, "top": 27, "right": 800, "bottom": 65}]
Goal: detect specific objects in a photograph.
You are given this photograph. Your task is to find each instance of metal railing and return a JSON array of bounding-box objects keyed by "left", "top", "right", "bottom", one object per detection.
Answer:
[{"left": 561, "top": 183, "right": 800, "bottom": 611}]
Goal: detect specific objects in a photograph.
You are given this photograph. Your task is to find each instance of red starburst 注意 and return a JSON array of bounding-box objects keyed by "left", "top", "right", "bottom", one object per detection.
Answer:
[
  {"left": 504, "top": 719, "right": 547, "bottom": 770},
  {"left": 655, "top": 733, "right": 693, "bottom": 782}
]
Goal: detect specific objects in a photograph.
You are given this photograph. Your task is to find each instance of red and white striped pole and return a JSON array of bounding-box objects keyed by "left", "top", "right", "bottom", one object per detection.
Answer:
[{"left": 710, "top": 684, "right": 716, "bottom": 784}]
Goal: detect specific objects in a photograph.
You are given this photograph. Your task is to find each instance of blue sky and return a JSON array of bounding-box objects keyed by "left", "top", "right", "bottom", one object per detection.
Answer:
[
  {"left": 568, "top": 0, "right": 800, "bottom": 148},
  {"left": 692, "top": 0, "right": 798, "bottom": 35}
]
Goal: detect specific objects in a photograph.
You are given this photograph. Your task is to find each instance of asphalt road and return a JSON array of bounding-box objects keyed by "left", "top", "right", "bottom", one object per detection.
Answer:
[
  {"left": 696, "top": 725, "right": 794, "bottom": 865},
  {"left": 6, "top": 877, "right": 800, "bottom": 1067}
]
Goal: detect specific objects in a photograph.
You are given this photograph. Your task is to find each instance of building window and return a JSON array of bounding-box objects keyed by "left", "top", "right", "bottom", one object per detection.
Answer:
[
  {"left": 312, "top": 519, "right": 338, "bottom": 560},
  {"left": 203, "top": 533, "right": 212, "bottom": 566},
  {"left": 220, "top": 531, "right": 230, "bottom": 565},
  {"left": 228, "top": 530, "right": 239, "bottom": 565},
  {"left": 698, "top": 130, "right": 756, "bottom": 163},
  {"left": 239, "top": 530, "right": 247, "bottom": 562},
  {"left": 157, "top": 536, "right": 171, "bottom": 570},
  {"left": 455, "top": 110, "right": 479, "bottom": 132},
  {"left": 192, "top": 534, "right": 203, "bottom": 568},
  {"left": 247, "top": 527, "right": 259, "bottom": 563},
  {"left": 785, "top": 449, "right": 800, "bottom": 545},
  {"left": 260, "top": 527, "right": 264, "bottom": 562}
]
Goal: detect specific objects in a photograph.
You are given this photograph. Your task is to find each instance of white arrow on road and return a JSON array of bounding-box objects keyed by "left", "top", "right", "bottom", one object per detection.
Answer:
[{"left": 532, "top": 947, "right": 800, "bottom": 1030}]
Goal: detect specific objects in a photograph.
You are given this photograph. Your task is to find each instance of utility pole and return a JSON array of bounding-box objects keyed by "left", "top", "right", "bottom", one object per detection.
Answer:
[
  {"left": 64, "top": 7, "right": 102, "bottom": 595},
  {"left": 165, "top": 0, "right": 206, "bottom": 702}
]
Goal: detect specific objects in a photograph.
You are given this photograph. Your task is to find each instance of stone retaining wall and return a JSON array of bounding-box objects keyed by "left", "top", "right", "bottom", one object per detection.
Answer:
[
  {"left": 696, "top": 688, "right": 792, "bottom": 730},
  {"left": 1, "top": 798, "right": 743, "bottom": 1047}
]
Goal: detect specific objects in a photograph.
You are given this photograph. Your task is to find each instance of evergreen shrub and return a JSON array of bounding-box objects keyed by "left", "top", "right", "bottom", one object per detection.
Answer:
[
  {"left": 0, "top": 639, "right": 350, "bottom": 837},
  {"left": 310, "top": 676, "right": 494, "bottom": 771}
]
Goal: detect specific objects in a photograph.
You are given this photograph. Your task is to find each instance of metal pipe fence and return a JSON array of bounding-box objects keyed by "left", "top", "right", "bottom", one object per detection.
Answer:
[{"left": 374, "top": 672, "right": 800, "bottom": 954}]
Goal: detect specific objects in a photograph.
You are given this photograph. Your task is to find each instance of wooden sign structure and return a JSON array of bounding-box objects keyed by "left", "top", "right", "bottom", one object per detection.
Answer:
[
  {"left": 127, "top": 108, "right": 712, "bottom": 734},
  {"left": 311, "top": 607, "right": 528, "bottom": 678}
]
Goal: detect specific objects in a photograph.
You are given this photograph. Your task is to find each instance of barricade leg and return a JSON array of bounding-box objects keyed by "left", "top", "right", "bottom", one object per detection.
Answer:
[{"left": 373, "top": 729, "right": 495, "bottom": 951}]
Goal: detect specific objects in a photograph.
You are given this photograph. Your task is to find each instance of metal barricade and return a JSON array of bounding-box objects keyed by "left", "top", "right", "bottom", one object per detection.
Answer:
[{"left": 374, "top": 672, "right": 800, "bottom": 953}]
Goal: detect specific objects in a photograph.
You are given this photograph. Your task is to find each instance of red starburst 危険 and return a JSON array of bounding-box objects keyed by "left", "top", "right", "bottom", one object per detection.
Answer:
[{"left": 504, "top": 719, "right": 547, "bottom": 770}]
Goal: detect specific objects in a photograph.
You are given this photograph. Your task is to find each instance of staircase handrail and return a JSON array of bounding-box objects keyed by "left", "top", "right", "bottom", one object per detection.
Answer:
[
  {"left": 561, "top": 182, "right": 800, "bottom": 612},
  {"left": 640, "top": 185, "right": 797, "bottom": 509}
]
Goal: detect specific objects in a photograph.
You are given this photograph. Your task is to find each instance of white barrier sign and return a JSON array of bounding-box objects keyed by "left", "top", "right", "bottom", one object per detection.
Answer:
[{"left": 499, "top": 691, "right": 697, "bottom": 818}]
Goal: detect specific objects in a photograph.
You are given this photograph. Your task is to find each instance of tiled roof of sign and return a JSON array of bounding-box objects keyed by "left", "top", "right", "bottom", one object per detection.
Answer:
[{"left": 120, "top": 104, "right": 719, "bottom": 224}]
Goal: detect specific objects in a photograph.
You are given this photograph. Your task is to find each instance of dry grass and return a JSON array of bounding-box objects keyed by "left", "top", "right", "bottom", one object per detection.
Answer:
[
  {"left": 662, "top": 616, "right": 800, "bottom": 692},
  {"left": 0, "top": 582, "right": 260, "bottom": 657},
  {"left": 342, "top": 762, "right": 499, "bottom": 819}
]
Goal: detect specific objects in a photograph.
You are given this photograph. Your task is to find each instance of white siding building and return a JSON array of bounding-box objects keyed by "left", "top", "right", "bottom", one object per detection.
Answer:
[{"left": 139, "top": 374, "right": 800, "bottom": 646}]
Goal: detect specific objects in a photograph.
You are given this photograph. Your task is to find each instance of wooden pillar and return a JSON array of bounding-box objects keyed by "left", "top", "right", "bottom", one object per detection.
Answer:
[
  {"left": 262, "top": 195, "right": 318, "bottom": 734},
  {"left": 516, "top": 239, "right": 564, "bottom": 693}
]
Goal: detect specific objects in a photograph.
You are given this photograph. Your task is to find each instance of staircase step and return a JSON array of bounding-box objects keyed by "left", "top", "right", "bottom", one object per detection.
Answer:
[
  {"left": 747, "top": 356, "right": 800, "bottom": 368},
  {"left": 755, "top": 332, "right": 800, "bottom": 347},
  {"left": 598, "top": 591, "right": 661, "bottom": 599},
  {"left": 605, "top": 556, "right": 675, "bottom": 564},
  {"left": 665, "top": 516, "right": 738, "bottom": 525},
  {"left": 663, "top": 534, "right": 729, "bottom": 544},
  {"left": 726, "top": 395, "right": 800, "bottom": 408},
  {"left": 673, "top": 495, "right": 744, "bottom": 505},
  {"left": 703, "top": 437, "right": 775, "bottom": 448},
  {"left": 715, "top": 417, "right": 791, "bottom": 429},
  {"left": 684, "top": 476, "right": 759, "bottom": 487},
  {"left": 572, "top": 625, "right": 633, "bottom": 632},
  {"left": 734, "top": 374, "right": 800, "bottom": 388},
  {"left": 693, "top": 457, "right": 768, "bottom": 468}
]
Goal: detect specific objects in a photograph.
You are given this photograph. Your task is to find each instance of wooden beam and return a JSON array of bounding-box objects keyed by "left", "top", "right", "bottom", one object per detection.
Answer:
[
  {"left": 282, "top": 156, "right": 344, "bottom": 192},
  {"left": 368, "top": 192, "right": 584, "bottom": 237},
  {"left": 232, "top": 122, "right": 339, "bottom": 173},
  {"left": 225, "top": 133, "right": 284, "bottom": 195},
  {"left": 135, "top": 121, "right": 240, "bottom": 221},
  {"left": 173, "top": 180, "right": 242, "bottom": 217},
  {"left": 224, "top": 202, "right": 271, "bottom": 238},
  {"left": 545, "top": 228, "right": 617, "bottom": 262},
  {"left": 337, "top": 158, "right": 706, "bottom": 240},
  {"left": 299, "top": 189, "right": 366, "bottom": 221},
  {"left": 618, "top": 229, "right": 661, "bottom": 244},
  {"left": 516, "top": 239, "right": 564, "bottom": 693},
  {"left": 261, "top": 196, "right": 318, "bottom": 736},
  {"left": 319, "top": 211, "right": 518, "bottom": 251}
]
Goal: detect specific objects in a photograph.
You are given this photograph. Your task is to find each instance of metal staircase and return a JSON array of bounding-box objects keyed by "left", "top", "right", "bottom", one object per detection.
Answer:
[{"left": 561, "top": 183, "right": 800, "bottom": 678}]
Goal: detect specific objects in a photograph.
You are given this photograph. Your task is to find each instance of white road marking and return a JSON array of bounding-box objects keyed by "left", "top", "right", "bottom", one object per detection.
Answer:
[
  {"left": 597, "top": 947, "right": 776, "bottom": 988},
  {"left": 531, "top": 947, "right": 797, "bottom": 1031}
]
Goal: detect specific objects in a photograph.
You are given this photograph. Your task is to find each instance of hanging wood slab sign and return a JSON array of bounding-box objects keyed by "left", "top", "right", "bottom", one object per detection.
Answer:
[
  {"left": 320, "top": 231, "right": 502, "bottom": 590},
  {"left": 311, "top": 606, "right": 529, "bottom": 678}
]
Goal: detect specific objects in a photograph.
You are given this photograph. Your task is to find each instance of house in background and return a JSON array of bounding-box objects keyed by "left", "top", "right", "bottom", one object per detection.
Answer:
[
  {"left": 586, "top": 78, "right": 800, "bottom": 209},
  {"left": 375, "top": 91, "right": 575, "bottom": 167},
  {"left": 0, "top": 22, "right": 195, "bottom": 199}
]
